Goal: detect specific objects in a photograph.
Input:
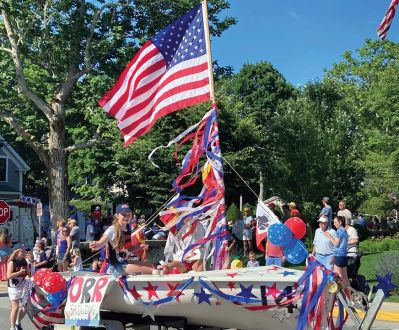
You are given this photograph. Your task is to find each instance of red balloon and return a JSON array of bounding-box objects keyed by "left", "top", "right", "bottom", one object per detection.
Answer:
[
  {"left": 32, "top": 268, "right": 51, "bottom": 286},
  {"left": 42, "top": 272, "right": 67, "bottom": 294},
  {"left": 285, "top": 217, "right": 307, "bottom": 239}
]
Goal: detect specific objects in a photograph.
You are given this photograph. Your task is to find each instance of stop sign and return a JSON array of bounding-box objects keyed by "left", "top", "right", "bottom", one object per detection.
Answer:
[{"left": 0, "top": 200, "right": 11, "bottom": 224}]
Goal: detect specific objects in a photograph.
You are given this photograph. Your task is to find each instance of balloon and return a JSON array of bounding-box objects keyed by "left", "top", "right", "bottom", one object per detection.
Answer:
[
  {"left": 42, "top": 272, "right": 67, "bottom": 294},
  {"left": 231, "top": 259, "right": 243, "bottom": 269},
  {"left": 283, "top": 239, "right": 308, "bottom": 264},
  {"left": 268, "top": 223, "right": 293, "bottom": 247},
  {"left": 47, "top": 289, "right": 67, "bottom": 306},
  {"left": 285, "top": 217, "right": 307, "bottom": 240},
  {"left": 32, "top": 268, "right": 52, "bottom": 286}
]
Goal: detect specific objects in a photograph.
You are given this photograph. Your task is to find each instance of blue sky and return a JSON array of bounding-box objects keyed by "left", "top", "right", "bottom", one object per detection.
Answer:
[{"left": 211, "top": 0, "right": 399, "bottom": 86}]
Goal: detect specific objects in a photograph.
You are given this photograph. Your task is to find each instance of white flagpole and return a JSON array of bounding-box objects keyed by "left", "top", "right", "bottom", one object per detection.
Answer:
[{"left": 202, "top": 0, "right": 216, "bottom": 103}]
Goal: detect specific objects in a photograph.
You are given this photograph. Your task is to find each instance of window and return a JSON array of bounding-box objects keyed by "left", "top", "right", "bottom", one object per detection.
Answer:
[{"left": 0, "top": 157, "right": 7, "bottom": 182}]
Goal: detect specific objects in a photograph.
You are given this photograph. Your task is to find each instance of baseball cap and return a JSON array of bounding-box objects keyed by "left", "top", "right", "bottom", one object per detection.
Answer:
[
  {"left": 318, "top": 217, "right": 328, "bottom": 223},
  {"left": 322, "top": 197, "right": 330, "bottom": 203},
  {"left": 116, "top": 204, "right": 132, "bottom": 214}
]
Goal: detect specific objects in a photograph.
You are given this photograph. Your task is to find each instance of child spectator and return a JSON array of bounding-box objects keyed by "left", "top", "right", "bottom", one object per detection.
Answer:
[
  {"left": 247, "top": 251, "right": 259, "bottom": 267},
  {"left": 34, "top": 242, "right": 48, "bottom": 270},
  {"left": 7, "top": 248, "right": 27, "bottom": 330},
  {"left": 25, "top": 251, "right": 35, "bottom": 276},
  {"left": 70, "top": 248, "right": 83, "bottom": 271}
]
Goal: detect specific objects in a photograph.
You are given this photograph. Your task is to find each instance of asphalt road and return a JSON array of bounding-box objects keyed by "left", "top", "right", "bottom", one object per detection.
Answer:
[{"left": 0, "top": 296, "right": 398, "bottom": 330}]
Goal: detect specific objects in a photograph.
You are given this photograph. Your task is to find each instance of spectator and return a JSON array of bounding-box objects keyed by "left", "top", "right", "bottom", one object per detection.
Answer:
[
  {"left": 268, "top": 202, "right": 281, "bottom": 220},
  {"left": 281, "top": 204, "right": 291, "bottom": 223},
  {"left": 34, "top": 242, "right": 48, "bottom": 269},
  {"left": 242, "top": 208, "right": 253, "bottom": 257},
  {"left": 86, "top": 219, "right": 95, "bottom": 242},
  {"left": 320, "top": 197, "right": 333, "bottom": 228},
  {"left": 312, "top": 217, "right": 336, "bottom": 270},
  {"left": 0, "top": 230, "right": 12, "bottom": 281},
  {"left": 265, "top": 233, "right": 285, "bottom": 266},
  {"left": 337, "top": 200, "right": 352, "bottom": 227},
  {"left": 68, "top": 218, "right": 81, "bottom": 250},
  {"left": 54, "top": 219, "right": 66, "bottom": 259},
  {"left": 91, "top": 206, "right": 102, "bottom": 221},
  {"left": 70, "top": 248, "right": 83, "bottom": 271},
  {"left": 357, "top": 213, "right": 366, "bottom": 228},
  {"left": 7, "top": 248, "right": 27, "bottom": 330},
  {"left": 346, "top": 220, "right": 359, "bottom": 259},
  {"left": 25, "top": 250, "right": 35, "bottom": 277},
  {"left": 289, "top": 202, "right": 301, "bottom": 218},
  {"left": 247, "top": 251, "right": 259, "bottom": 267},
  {"left": 57, "top": 226, "right": 72, "bottom": 272}
]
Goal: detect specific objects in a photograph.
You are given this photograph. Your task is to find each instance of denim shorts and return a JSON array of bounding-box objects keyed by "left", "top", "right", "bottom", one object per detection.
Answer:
[
  {"left": 334, "top": 256, "right": 348, "bottom": 267},
  {"left": 57, "top": 252, "right": 66, "bottom": 261},
  {"left": 266, "top": 256, "right": 282, "bottom": 266},
  {"left": 108, "top": 261, "right": 128, "bottom": 277}
]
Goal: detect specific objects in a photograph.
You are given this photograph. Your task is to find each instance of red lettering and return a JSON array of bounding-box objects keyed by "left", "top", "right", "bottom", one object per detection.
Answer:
[
  {"left": 69, "top": 277, "right": 84, "bottom": 303},
  {"left": 91, "top": 277, "right": 109, "bottom": 303}
]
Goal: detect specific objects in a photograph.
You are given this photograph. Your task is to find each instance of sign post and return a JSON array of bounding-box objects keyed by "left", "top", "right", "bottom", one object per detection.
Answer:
[
  {"left": 0, "top": 200, "right": 11, "bottom": 225},
  {"left": 36, "top": 202, "right": 43, "bottom": 239}
]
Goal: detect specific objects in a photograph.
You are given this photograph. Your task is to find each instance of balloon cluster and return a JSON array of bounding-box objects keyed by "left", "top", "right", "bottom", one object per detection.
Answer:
[
  {"left": 32, "top": 268, "right": 67, "bottom": 308},
  {"left": 268, "top": 217, "right": 308, "bottom": 264}
]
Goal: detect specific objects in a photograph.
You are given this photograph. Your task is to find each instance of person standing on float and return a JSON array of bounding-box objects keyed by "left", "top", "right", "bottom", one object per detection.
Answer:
[{"left": 90, "top": 204, "right": 154, "bottom": 276}]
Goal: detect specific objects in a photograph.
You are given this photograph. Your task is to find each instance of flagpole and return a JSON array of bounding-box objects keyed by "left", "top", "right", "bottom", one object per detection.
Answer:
[{"left": 202, "top": 0, "right": 216, "bottom": 103}]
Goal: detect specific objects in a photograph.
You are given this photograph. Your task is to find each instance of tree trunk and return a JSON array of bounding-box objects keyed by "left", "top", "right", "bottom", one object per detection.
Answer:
[{"left": 47, "top": 108, "right": 68, "bottom": 230}]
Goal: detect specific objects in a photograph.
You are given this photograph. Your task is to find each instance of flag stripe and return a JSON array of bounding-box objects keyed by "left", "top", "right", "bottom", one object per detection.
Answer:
[{"left": 377, "top": 0, "right": 399, "bottom": 39}]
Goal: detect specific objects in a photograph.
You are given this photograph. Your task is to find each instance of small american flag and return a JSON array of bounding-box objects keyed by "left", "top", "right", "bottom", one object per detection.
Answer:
[
  {"left": 377, "top": 0, "right": 399, "bottom": 40},
  {"left": 99, "top": 4, "right": 210, "bottom": 146}
]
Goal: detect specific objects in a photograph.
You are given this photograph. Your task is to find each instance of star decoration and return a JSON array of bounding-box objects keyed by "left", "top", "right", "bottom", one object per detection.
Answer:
[
  {"left": 129, "top": 286, "right": 142, "bottom": 300},
  {"left": 272, "top": 309, "right": 290, "bottom": 323},
  {"left": 226, "top": 272, "right": 239, "bottom": 278},
  {"left": 227, "top": 282, "right": 235, "bottom": 290},
  {"left": 194, "top": 287, "right": 212, "bottom": 305},
  {"left": 236, "top": 283, "right": 257, "bottom": 302},
  {"left": 375, "top": 273, "right": 398, "bottom": 298},
  {"left": 215, "top": 300, "right": 221, "bottom": 306},
  {"left": 265, "top": 283, "right": 282, "bottom": 300},
  {"left": 280, "top": 270, "right": 296, "bottom": 277},
  {"left": 269, "top": 266, "right": 280, "bottom": 271},
  {"left": 166, "top": 283, "right": 185, "bottom": 303},
  {"left": 141, "top": 302, "right": 156, "bottom": 321},
  {"left": 143, "top": 282, "right": 159, "bottom": 300}
]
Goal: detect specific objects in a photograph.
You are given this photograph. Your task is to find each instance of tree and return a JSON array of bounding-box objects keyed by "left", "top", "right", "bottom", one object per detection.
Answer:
[{"left": 0, "top": 0, "right": 235, "bottom": 226}]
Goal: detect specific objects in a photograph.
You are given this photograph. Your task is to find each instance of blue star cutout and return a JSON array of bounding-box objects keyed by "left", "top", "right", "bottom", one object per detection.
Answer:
[
  {"left": 236, "top": 283, "right": 257, "bottom": 302},
  {"left": 375, "top": 273, "right": 397, "bottom": 298},
  {"left": 194, "top": 287, "right": 212, "bottom": 305},
  {"left": 279, "top": 271, "right": 296, "bottom": 277}
]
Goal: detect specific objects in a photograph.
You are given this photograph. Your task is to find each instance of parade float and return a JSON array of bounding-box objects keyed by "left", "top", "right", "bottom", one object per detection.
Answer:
[{"left": 22, "top": 1, "right": 388, "bottom": 329}]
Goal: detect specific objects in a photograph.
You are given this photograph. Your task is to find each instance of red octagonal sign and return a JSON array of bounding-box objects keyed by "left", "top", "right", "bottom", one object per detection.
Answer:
[{"left": 0, "top": 200, "right": 11, "bottom": 224}]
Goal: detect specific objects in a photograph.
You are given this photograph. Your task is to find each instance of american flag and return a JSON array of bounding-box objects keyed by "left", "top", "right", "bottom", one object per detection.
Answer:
[
  {"left": 99, "top": 5, "right": 210, "bottom": 146},
  {"left": 377, "top": 0, "right": 399, "bottom": 40}
]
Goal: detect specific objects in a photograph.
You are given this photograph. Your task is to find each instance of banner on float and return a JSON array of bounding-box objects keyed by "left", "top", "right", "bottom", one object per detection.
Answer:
[{"left": 64, "top": 276, "right": 112, "bottom": 326}]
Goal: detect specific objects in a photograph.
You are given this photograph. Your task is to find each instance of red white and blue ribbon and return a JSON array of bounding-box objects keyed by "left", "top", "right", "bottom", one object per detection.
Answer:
[{"left": 158, "top": 105, "right": 229, "bottom": 269}]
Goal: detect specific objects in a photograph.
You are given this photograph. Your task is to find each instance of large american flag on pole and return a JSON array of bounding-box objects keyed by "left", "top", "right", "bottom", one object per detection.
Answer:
[
  {"left": 377, "top": 0, "right": 399, "bottom": 40},
  {"left": 99, "top": 5, "right": 210, "bottom": 146}
]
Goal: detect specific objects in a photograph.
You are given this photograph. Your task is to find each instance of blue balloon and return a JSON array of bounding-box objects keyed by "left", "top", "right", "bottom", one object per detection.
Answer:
[
  {"left": 47, "top": 289, "right": 67, "bottom": 307},
  {"left": 284, "top": 239, "right": 308, "bottom": 264},
  {"left": 268, "top": 223, "right": 293, "bottom": 247}
]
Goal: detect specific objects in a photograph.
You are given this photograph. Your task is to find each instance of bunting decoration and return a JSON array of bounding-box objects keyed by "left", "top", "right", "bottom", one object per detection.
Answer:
[{"left": 158, "top": 105, "right": 229, "bottom": 270}]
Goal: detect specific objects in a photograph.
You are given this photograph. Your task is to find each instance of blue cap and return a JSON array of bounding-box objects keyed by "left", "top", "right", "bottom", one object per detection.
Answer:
[{"left": 116, "top": 204, "right": 132, "bottom": 214}]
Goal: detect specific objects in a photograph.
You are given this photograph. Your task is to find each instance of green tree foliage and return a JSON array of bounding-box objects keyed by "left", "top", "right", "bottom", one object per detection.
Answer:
[
  {"left": 0, "top": 0, "right": 235, "bottom": 225},
  {"left": 226, "top": 203, "right": 239, "bottom": 223}
]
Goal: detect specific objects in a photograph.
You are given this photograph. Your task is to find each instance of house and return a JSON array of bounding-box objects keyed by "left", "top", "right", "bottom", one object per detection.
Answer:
[{"left": 0, "top": 135, "right": 30, "bottom": 201}]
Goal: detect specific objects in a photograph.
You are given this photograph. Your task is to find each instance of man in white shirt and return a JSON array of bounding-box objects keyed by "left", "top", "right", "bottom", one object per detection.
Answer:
[{"left": 86, "top": 220, "right": 95, "bottom": 242}]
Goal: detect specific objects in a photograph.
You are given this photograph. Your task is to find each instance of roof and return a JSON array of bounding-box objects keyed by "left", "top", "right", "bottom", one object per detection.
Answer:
[{"left": 0, "top": 135, "right": 30, "bottom": 172}]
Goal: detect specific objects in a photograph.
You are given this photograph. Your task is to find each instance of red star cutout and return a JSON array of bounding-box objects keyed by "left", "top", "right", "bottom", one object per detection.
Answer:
[
  {"left": 143, "top": 282, "right": 159, "bottom": 300},
  {"left": 227, "top": 282, "right": 235, "bottom": 290},
  {"left": 293, "top": 282, "right": 299, "bottom": 290},
  {"left": 226, "top": 272, "right": 238, "bottom": 278},
  {"left": 215, "top": 300, "right": 221, "bottom": 306},
  {"left": 129, "top": 286, "right": 142, "bottom": 300},
  {"left": 265, "top": 283, "right": 281, "bottom": 300},
  {"left": 166, "top": 283, "right": 184, "bottom": 303},
  {"left": 269, "top": 266, "right": 280, "bottom": 271}
]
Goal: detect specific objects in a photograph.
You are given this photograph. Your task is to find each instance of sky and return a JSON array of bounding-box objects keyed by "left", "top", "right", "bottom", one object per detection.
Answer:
[{"left": 211, "top": 0, "right": 399, "bottom": 86}]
